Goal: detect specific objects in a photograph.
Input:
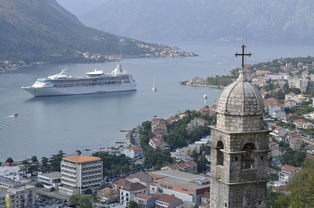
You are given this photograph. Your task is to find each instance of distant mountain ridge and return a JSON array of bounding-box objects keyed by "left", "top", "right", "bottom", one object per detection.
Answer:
[
  {"left": 0, "top": 0, "right": 165, "bottom": 64},
  {"left": 78, "top": 0, "right": 314, "bottom": 43}
]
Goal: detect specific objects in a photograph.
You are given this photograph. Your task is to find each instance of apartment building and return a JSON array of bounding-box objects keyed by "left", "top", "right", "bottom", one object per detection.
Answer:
[{"left": 59, "top": 154, "right": 103, "bottom": 195}]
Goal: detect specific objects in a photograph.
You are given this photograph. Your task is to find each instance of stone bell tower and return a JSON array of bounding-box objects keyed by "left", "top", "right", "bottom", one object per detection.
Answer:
[{"left": 209, "top": 45, "right": 269, "bottom": 208}]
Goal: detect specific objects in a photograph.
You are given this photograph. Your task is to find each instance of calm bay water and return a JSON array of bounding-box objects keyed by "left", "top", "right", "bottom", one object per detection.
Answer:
[{"left": 0, "top": 41, "right": 313, "bottom": 160}]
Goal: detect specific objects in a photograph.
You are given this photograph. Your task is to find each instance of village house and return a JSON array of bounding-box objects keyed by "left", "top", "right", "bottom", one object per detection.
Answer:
[
  {"left": 271, "top": 125, "right": 288, "bottom": 138},
  {"left": 292, "top": 118, "right": 307, "bottom": 129},
  {"left": 37, "top": 171, "right": 61, "bottom": 188},
  {"left": 288, "top": 77, "right": 309, "bottom": 92},
  {"left": 126, "top": 172, "right": 152, "bottom": 187},
  {"left": 161, "top": 161, "right": 198, "bottom": 174},
  {"left": 264, "top": 98, "right": 285, "bottom": 116},
  {"left": 122, "top": 145, "right": 144, "bottom": 159},
  {"left": 149, "top": 134, "right": 169, "bottom": 150},
  {"left": 186, "top": 117, "right": 208, "bottom": 133},
  {"left": 191, "top": 77, "right": 206, "bottom": 85},
  {"left": 134, "top": 194, "right": 157, "bottom": 208},
  {"left": 96, "top": 187, "right": 119, "bottom": 204},
  {"left": 119, "top": 181, "right": 148, "bottom": 206},
  {"left": 198, "top": 106, "right": 216, "bottom": 116},
  {"left": 278, "top": 166, "right": 300, "bottom": 185},
  {"left": 270, "top": 145, "right": 282, "bottom": 157},
  {"left": 155, "top": 194, "right": 183, "bottom": 208}
]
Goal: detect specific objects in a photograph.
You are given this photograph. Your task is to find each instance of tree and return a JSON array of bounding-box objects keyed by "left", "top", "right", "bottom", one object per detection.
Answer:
[
  {"left": 281, "top": 150, "right": 306, "bottom": 167},
  {"left": 79, "top": 195, "right": 93, "bottom": 208},
  {"left": 272, "top": 159, "right": 314, "bottom": 208},
  {"left": 31, "top": 156, "right": 38, "bottom": 163},
  {"left": 286, "top": 159, "right": 314, "bottom": 208},
  {"left": 69, "top": 194, "right": 81, "bottom": 207},
  {"left": 197, "top": 155, "right": 208, "bottom": 173},
  {"left": 49, "top": 150, "right": 65, "bottom": 171},
  {"left": 76, "top": 150, "right": 82, "bottom": 155},
  {"left": 5, "top": 157, "right": 13, "bottom": 163},
  {"left": 128, "top": 201, "right": 143, "bottom": 208},
  {"left": 41, "top": 157, "right": 49, "bottom": 172}
]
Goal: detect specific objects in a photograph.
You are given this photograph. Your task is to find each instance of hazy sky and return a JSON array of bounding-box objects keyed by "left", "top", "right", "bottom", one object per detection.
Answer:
[{"left": 57, "top": 0, "right": 108, "bottom": 16}]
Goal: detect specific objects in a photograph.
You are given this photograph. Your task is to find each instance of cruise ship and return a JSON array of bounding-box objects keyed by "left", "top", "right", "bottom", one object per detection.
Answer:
[{"left": 22, "top": 64, "right": 136, "bottom": 97}]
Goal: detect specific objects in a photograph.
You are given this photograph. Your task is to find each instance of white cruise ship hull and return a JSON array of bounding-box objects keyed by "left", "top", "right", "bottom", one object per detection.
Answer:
[{"left": 22, "top": 83, "right": 136, "bottom": 97}]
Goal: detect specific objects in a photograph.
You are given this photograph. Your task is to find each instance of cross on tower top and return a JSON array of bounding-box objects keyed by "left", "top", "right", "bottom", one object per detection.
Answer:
[{"left": 235, "top": 44, "right": 252, "bottom": 71}]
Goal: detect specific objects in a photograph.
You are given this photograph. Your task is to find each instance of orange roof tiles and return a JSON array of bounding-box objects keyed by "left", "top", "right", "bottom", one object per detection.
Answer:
[
  {"left": 63, "top": 154, "right": 101, "bottom": 163},
  {"left": 281, "top": 165, "right": 300, "bottom": 174},
  {"left": 156, "top": 194, "right": 182, "bottom": 203}
]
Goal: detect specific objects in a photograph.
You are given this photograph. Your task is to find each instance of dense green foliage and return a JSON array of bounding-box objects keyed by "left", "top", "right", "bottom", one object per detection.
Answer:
[
  {"left": 5, "top": 157, "right": 13, "bottom": 163},
  {"left": 93, "top": 152, "right": 142, "bottom": 177},
  {"left": 249, "top": 56, "right": 314, "bottom": 74},
  {"left": 143, "top": 147, "right": 173, "bottom": 170},
  {"left": 206, "top": 75, "right": 235, "bottom": 87},
  {"left": 128, "top": 201, "right": 144, "bottom": 208},
  {"left": 137, "top": 111, "right": 212, "bottom": 170},
  {"left": 191, "top": 144, "right": 211, "bottom": 173},
  {"left": 69, "top": 194, "right": 93, "bottom": 208},
  {"left": 49, "top": 150, "right": 65, "bottom": 172},
  {"left": 281, "top": 149, "right": 306, "bottom": 167},
  {"left": 164, "top": 110, "right": 212, "bottom": 150}
]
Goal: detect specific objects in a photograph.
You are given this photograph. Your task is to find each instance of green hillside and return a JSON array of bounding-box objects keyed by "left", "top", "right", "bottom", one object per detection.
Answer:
[{"left": 0, "top": 0, "right": 164, "bottom": 64}]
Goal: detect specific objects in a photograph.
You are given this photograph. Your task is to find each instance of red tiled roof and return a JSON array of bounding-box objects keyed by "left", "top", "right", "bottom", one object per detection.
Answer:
[
  {"left": 306, "top": 154, "right": 314, "bottom": 160},
  {"left": 264, "top": 98, "right": 283, "bottom": 107},
  {"left": 156, "top": 194, "right": 182, "bottom": 204},
  {"left": 293, "top": 119, "right": 306, "bottom": 123},
  {"left": 281, "top": 165, "right": 300, "bottom": 174},
  {"left": 135, "top": 194, "right": 155, "bottom": 200},
  {"left": 113, "top": 179, "right": 131, "bottom": 187},
  {"left": 306, "top": 145, "right": 314, "bottom": 150},
  {"left": 121, "top": 182, "right": 147, "bottom": 192},
  {"left": 273, "top": 186, "right": 288, "bottom": 192},
  {"left": 131, "top": 145, "right": 143, "bottom": 151}
]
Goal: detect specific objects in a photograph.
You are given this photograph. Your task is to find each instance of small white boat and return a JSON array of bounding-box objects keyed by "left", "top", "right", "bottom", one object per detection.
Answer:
[
  {"left": 9, "top": 113, "right": 19, "bottom": 118},
  {"left": 152, "top": 79, "right": 157, "bottom": 91}
]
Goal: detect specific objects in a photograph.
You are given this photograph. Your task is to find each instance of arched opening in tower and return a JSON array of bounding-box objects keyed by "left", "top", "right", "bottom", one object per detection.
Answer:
[
  {"left": 242, "top": 143, "right": 255, "bottom": 169},
  {"left": 216, "top": 141, "right": 224, "bottom": 166}
]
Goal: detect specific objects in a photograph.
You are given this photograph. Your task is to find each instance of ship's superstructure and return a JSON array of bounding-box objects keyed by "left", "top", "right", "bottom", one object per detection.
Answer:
[{"left": 22, "top": 64, "right": 136, "bottom": 96}]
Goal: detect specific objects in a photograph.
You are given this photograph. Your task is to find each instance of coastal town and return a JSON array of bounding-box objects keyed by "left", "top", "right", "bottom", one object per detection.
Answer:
[
  {"left": 0, "top": 44, "right": 197, "bottom": 73},
  {"left": 1, "top": 55, "right": 314, "bottom": 208}
]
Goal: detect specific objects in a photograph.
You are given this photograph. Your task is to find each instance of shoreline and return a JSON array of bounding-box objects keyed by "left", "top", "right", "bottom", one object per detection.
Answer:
[
  {"left": 180, "top": 82, "right": 223, "bottom": 89},
  {"left": 0, "top": 53, "right": 198, "bottom": 73}
]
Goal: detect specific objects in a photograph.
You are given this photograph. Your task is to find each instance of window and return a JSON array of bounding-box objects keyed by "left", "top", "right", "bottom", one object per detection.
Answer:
[
  {"left": 242, "top": 143, "right": 255, "bottom": 169},
  {"left": 216, "top": 141, "right": 224, "bottom": 165}
]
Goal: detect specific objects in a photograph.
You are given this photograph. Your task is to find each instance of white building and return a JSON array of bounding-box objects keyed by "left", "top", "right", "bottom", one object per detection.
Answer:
[
  {"left": 278, "top": 166, "right": 300, "bottom": 185},
  {"left": 59, "top": 154, "right": 103, "bottom": 195},
  {"left": 149, "top": 169, "right": 210, "bottom": 206},
  {"left": 119, "top": 181, "right": 148, "bottom": 206},
  {"left": 0, "top": 177, "right": 36, "bottom": 208},
  {"left": 38, "top": 172, "right": 61, "bottom": 188}
]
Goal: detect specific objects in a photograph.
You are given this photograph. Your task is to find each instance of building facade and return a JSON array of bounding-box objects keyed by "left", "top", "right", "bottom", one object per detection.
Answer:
[
  {"left": 38, "top": 171, "right": 61, "bottom": 188},
  {"left": 59, "top": 154, "right": 103, "bottom": 195},
  {"left": 209, "top": 69, "right": 269, "bottom": 208}
]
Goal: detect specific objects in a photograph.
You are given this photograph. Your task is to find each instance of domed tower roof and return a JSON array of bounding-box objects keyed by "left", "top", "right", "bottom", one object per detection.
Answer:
[{"left": 216, "top": 70, "right": 264, "bottom": 116}]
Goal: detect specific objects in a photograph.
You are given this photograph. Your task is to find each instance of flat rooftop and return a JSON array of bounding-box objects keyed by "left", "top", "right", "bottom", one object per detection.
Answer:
[
  {"left": 149, "top": 169, "right": 210, "bottom": 190},
  {"left": 39, "top": 171, "right": 61, "bottom": 178},
  {"left": 63, "top": 154, "right": 101, "bottom": 163}
]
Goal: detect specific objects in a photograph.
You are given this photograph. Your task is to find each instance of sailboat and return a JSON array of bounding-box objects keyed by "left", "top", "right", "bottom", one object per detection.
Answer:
[{"left": 152, "top": 79, "right": 157, "bottom": 91}]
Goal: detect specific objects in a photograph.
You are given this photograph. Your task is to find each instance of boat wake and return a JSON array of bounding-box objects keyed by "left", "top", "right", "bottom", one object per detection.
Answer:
[{"left": 0, "top": 114, "right": 19, "bottom": 131}]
